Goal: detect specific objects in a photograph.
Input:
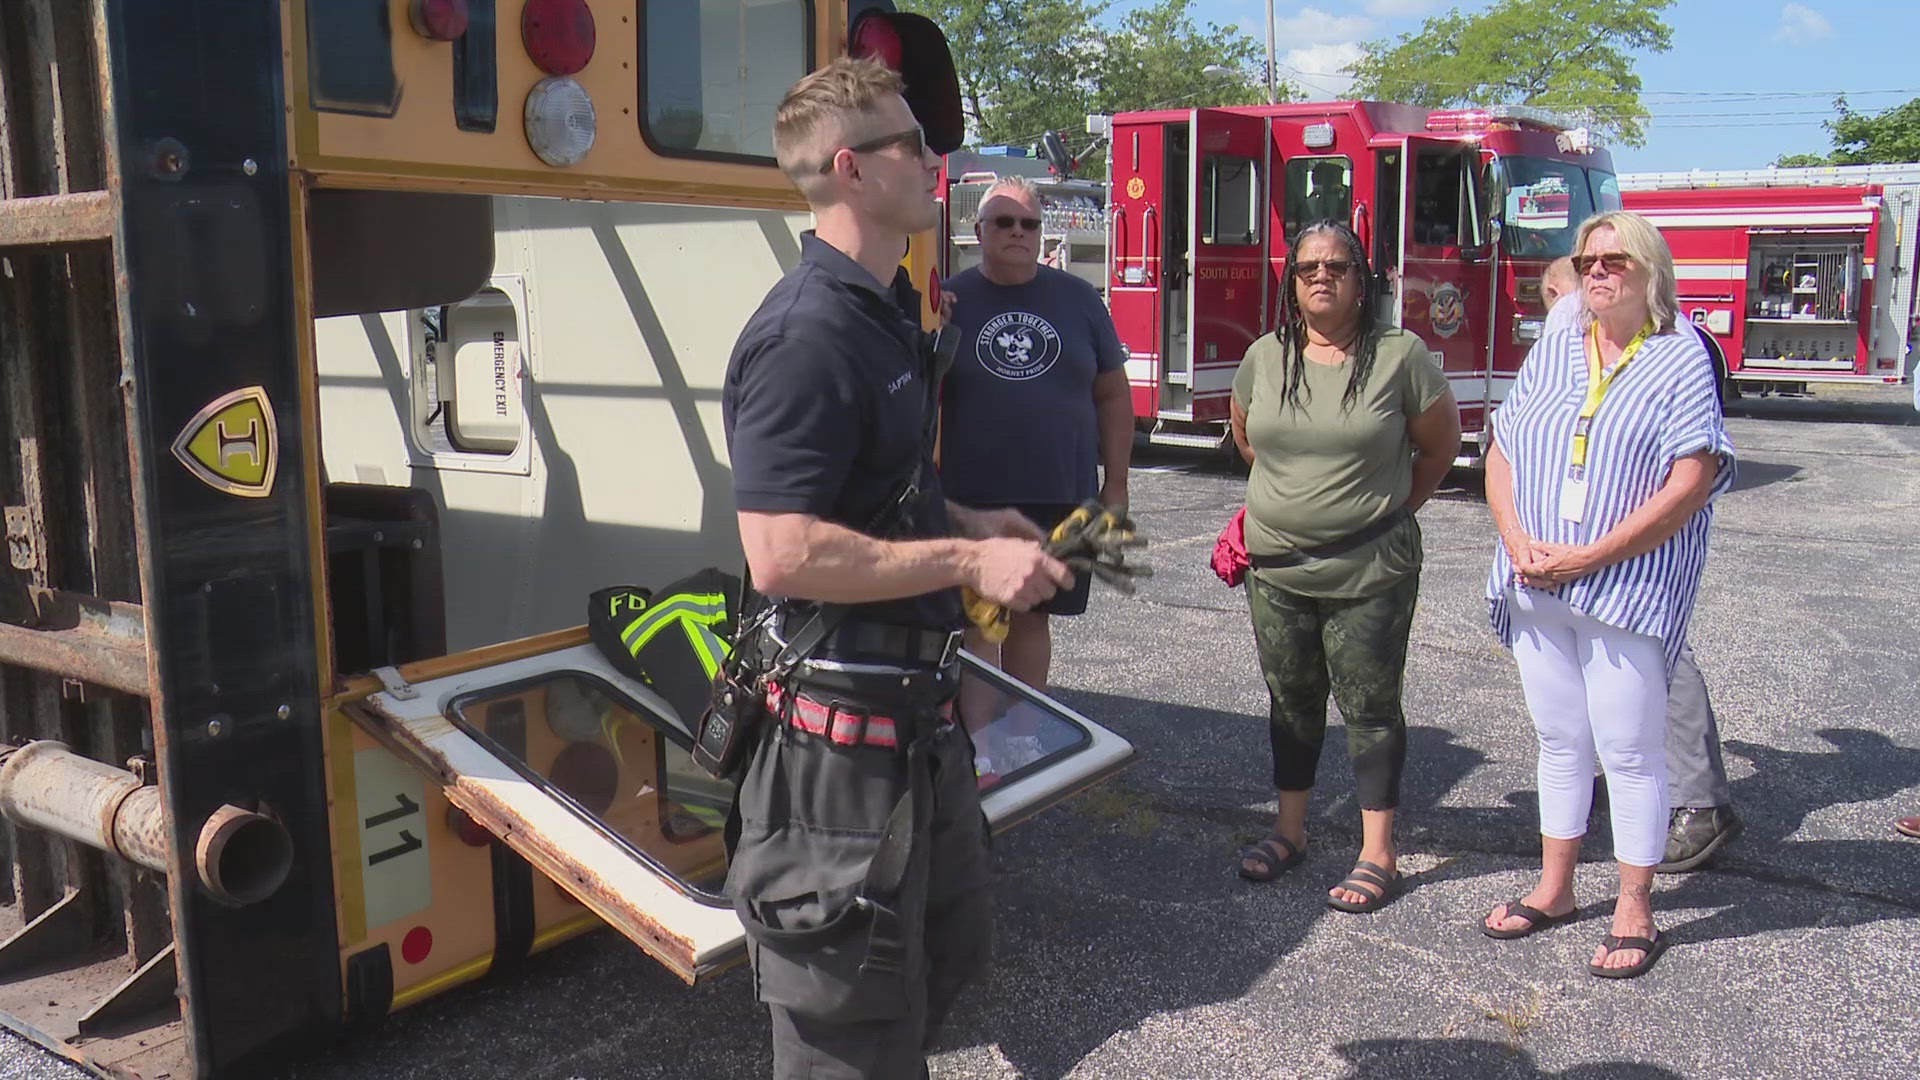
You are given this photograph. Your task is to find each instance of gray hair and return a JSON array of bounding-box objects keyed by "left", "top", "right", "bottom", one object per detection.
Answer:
[
  {"left": 981, "top": 174, "right": 1042, "bottom": 210},
  {"left": 1572, "top": 211, "right": 1679, "bottom": 334}
]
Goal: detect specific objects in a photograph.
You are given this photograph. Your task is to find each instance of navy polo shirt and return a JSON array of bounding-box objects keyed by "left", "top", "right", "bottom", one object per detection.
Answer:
[{"left": 723, "top": 232, "right": 961, "bottom": 631}]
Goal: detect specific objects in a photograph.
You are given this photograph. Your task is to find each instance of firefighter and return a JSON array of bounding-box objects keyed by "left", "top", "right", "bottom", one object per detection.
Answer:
[{"left": 721, "top": 57, "right": 1071, "bottom": 1080}]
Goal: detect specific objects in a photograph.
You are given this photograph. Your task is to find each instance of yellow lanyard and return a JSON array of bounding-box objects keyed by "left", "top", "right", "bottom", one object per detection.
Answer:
[{"left": 1570, "top": 320, "right": 1654, "bottom": 474}]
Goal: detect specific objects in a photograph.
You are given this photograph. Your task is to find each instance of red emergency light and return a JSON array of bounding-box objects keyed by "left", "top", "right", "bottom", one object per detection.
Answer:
[
  {"left": 523, "top": 0, "right": 595, "bottom": 77},
  {"left": 850, "top": 13, "right": 905, "bottom": 70}
]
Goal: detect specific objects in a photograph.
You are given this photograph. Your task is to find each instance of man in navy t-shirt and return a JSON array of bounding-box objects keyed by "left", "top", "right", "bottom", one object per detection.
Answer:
[{"left": 941, "top": 175, "right": 1132, "bottom": 775}]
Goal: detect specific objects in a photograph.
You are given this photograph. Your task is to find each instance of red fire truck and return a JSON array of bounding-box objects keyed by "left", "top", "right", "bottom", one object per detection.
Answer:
[
  {"left": 1104, "top": 102, "right": 1626, "bottom": 461},
  {"left": 1619, "top": 165, "right": 1920, "bottom": 396}
]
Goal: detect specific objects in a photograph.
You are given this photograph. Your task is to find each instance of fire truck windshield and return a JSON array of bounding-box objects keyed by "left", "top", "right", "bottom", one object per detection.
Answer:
[{"left": 1495, "top": 156, "right": 1622, "bottom": 258}]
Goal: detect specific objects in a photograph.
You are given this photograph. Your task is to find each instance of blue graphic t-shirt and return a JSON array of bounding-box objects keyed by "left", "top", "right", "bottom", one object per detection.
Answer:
[{"left": 940, "top": 265, "right": 1127, "bottom": 504}]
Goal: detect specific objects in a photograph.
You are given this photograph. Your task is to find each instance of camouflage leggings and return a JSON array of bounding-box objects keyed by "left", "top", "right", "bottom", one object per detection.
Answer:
[{"left": 1246, "top": 571, "right": 1420, "bottom": 810}]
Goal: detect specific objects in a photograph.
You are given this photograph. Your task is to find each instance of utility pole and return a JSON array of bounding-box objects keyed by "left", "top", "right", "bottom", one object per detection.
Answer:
[{"left": 1265, "top": 0, "right": 1278, "bottom": 104}]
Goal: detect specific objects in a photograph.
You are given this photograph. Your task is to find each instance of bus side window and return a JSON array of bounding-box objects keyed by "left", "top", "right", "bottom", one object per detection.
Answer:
[
  {"left": 1284, "top": 156, "right": 1352, "bottom": 241},
  {"left": 641, "top": 1, "right": 811, "bottom": 162}
]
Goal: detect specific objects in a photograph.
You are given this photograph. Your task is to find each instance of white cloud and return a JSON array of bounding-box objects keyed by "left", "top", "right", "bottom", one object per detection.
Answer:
[
  {"left": 1362, "top": 0, "right": 1438, "bottom": 16},
  {"left": 1774, "top": 3, "right": 1833, "bottom": 44},
  {"left": 1272, "top": 7, "right": 1375, "bottom": 45},
  {"left": 1282, "top": 42, "right": 1367, "bottom": 102}
]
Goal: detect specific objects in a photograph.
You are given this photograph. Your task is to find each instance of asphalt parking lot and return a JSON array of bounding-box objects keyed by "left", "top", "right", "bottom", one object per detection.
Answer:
[{"left": 4, "top": 387, "right": 1916, "bottom": 1080}]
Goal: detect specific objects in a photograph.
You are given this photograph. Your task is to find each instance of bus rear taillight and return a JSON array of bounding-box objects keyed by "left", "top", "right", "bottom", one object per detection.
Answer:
[{"left": 523, "top": 0, "right": 596, "bottom": 76}]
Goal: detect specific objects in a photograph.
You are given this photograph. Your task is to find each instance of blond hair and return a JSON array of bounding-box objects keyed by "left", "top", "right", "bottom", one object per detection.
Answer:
[
  {"left": 1573, "top": 211, "right": 1679, "bottom": 334},
  {"left": 773, "top": 58, "right": 905, "bottom": 199}
]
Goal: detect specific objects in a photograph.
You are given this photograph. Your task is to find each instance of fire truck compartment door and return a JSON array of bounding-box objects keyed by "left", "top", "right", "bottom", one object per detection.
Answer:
[
  {"left": 1187, "top": 109, "right": 1269, "bottom": 416},
  {"left": 352, "top": 641, "right": 1135, "bottom": 984}
]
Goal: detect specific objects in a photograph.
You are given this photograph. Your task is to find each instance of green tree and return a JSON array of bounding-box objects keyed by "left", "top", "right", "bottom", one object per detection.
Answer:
[
  {"left": 1828, "top": 95, "right": 1920, "bottom": 164},
  {"left": 1090, "top": 0, "right": 1270, "bottom": 118},
  {"left": 1348, "top": 0, "right": 1674, "bottom": 147},
  {"left": 898, "top": 0, "right": 1268, "bottom": 155},
  {"left": 897, "top": 0, "right": 1107, "bottom": 146},
  {"left": 1771, "top": 96, "right": 1920, "bottom": 167}
]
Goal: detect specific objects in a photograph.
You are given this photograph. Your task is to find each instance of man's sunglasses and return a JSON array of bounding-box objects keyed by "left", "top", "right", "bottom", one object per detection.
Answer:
[
  {"left": 987, "top": 214, "right": 1042, "bottom": 231},
  {"left": 1292, "top": 258, "right": 1356, "bottom": 279},
  {"left": 1572, "top": 251, "right": 1634, "bottom": 277},
  {"left": 818, "top": 127, "right": 925, "bottom": 173}
]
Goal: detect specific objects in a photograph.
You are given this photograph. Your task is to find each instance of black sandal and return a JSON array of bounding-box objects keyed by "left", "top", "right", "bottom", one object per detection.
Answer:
[
  {"left": 1481, "top": 899, "right": 1578, "bottom": 939},
  {"left": 1325, "top": 860, "right": 1400, "bottom": 913},
  {"left": 1236, "top": 834, "right": 1305, "bottom": 882},
  {"left": 1588, "top": 931, "right": 1666, "bottom": 979}
]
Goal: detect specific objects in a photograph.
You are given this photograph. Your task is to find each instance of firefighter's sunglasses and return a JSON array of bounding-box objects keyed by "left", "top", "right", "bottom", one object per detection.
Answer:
[
  {"left": 819, "top": 127, "right": 926, "bottom": 172},
  {"left": 1572, "top": 252, "right": 1635, "bottom": 277}
]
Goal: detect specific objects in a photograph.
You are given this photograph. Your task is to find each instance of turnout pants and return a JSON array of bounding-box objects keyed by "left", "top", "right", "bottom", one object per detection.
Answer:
[{"left": 726, "top": 676, "right": 992, "bottom": 1080}]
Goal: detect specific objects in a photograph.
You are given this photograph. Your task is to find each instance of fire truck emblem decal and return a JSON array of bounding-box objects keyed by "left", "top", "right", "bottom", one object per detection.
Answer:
[
  {"left": 1430, "top": 281, "right": 1466, "bottom": 339},
  {"left": 171, "top": 386, "right": 279, "bottom": 498},
  {"left": 978, "top": 311, "right": 1063, "bottom": 381}
]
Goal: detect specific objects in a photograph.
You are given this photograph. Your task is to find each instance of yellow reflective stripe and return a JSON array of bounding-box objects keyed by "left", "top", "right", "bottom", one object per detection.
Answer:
[
  {"left": 684, "top": 620, "right": 731, "bottom": 678},
  {"left": 621, "top": 592, "right": 729, "bottom": 653},
  {"left": 1572, "top": 320, "right": 1654, "bottom": 471}
]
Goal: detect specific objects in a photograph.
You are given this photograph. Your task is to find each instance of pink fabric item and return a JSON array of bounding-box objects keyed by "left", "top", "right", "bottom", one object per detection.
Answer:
[{"left": 1211, "top": 506, "right": 1250, "bottom": 587}]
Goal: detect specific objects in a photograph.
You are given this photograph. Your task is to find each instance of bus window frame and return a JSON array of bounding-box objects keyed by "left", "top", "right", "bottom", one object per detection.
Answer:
[{"left": 636, "top": 0, "right": 818, "bottom": 169}]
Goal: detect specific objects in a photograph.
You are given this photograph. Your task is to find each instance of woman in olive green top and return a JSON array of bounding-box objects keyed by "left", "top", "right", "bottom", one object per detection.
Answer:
[{"left": 1228, "top": 222, "right": 1460, "bottom": 911}]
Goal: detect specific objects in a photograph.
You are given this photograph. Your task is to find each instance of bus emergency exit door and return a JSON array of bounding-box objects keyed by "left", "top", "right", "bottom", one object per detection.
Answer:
[{"left": 350, "top": 639, "right": 1135, "bottom": 983}]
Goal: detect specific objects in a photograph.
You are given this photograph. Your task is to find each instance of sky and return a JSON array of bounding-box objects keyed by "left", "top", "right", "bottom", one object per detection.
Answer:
[{"left": 1111, "top": 0, "right": 1919, "bottom": 173}]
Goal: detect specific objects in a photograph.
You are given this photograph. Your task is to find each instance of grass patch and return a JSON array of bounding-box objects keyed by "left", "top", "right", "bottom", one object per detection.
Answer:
[
  {"left": 1071, "top": 783, "right": 1162, "bottom": 838},
  {"left": 1474, "top": 989, "right": 1545, "bottom": 1051}
]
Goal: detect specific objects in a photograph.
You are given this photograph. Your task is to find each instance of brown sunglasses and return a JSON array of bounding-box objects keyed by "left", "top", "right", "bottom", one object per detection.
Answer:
[{"left": 1572, "top": 251, "right": 1634, "bottom": 277}]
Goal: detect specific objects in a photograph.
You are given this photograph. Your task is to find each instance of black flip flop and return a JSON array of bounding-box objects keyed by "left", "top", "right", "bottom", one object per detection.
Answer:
[
  {"left": 1325, "top": 860, "right": 1399, "bottom": 913},
  {"left": 1588, "top": 932, "right": 1666, "bottom": 979},
  {"left": 1236, "top": 834, "right": 1305, "bottom": 882},
  {"left": 1481, "top": 899, "right": 1578, "bottom": 940}
]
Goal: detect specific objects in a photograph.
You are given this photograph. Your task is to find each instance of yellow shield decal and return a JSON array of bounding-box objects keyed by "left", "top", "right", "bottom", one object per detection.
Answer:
[{"left": 171, "top": 386, "right": 279, "bottom": 498}]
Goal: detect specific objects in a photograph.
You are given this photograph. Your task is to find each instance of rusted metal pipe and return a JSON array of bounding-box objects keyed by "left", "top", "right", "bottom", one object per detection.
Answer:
[
  {"left": 0, "top": 741, "right": 292, "bottom": 905},
  {"left": 0, "top": 590, "right": 150, "bottom": 696}
]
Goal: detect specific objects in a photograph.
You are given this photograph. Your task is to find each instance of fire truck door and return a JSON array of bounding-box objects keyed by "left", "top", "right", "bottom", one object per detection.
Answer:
[
  {"left": 1401, "top": 137, "right": 1496, "bottom": 426},
  {"left": 1185, "top": 109, "right": 1270, "bottom": 422},
  {"left": 1108, "top": 122, "right": 1168, "bottom": 419},
  {"left": 350, "top": 641, "right": 1134, "bottom": 984}
]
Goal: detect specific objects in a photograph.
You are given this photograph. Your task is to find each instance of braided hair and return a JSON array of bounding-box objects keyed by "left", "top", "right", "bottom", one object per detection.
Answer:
[{"left": 1272, "top": 221, "right": 1384, "bottom": 413}]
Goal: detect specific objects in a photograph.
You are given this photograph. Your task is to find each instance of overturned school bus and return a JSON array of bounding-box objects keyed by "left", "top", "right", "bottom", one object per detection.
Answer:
[{"left": 0, "top": 2, "right": 1133, "bottom": 1077}]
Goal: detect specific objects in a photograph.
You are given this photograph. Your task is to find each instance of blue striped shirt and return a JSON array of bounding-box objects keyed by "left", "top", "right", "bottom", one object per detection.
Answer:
[{"left": 1486, "top": 321, "right": 1735, "bottom": 668}]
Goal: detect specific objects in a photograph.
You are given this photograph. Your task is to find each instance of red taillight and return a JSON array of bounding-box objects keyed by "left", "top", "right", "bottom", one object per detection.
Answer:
[
  {"left": 522, "top": 0, "right": 595, "bottom": 76},
  {"left": 850, "top": 14, "right": 904, "bottom": 70},
  {"left": 409, "top": 0, "right": 469, "bottom": 41}
]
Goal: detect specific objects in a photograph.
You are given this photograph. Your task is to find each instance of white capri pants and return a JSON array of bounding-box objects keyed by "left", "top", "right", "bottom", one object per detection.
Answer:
[{"left": 1507, "top": 588, "right": 1670, "bottom": 867}]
